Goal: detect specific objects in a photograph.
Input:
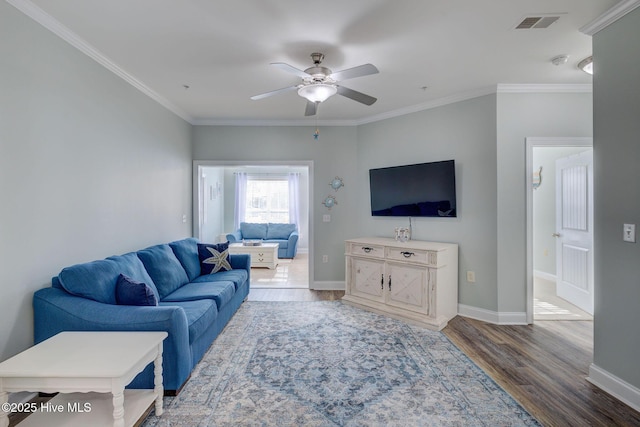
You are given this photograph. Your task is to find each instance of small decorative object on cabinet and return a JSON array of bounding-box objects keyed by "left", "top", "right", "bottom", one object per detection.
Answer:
[{"left": 342, "top": 237, "right": 458, "bottom": 330}]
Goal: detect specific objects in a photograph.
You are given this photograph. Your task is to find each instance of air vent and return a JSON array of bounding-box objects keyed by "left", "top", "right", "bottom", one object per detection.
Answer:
[{"left": 515, "top": 15, "right": 561, "bottom": 29}]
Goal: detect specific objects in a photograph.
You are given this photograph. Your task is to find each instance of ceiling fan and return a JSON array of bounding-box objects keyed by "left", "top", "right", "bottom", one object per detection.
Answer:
[{"left": 250, "top": 52, "right": 379, "bottom": 116}]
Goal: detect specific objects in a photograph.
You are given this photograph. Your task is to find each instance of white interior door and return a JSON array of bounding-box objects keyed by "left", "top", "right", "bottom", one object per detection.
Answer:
[{"left": 555, "top": 150, "right": 594, "bottom": 314}]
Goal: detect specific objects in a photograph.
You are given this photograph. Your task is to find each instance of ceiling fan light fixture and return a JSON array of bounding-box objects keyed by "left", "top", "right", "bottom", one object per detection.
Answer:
[
  {"left": 298, "top": 83, "right": 337, "bottom": 103},
  {"left": 578, "top": 56, "right": 593, "bottom": 75}
]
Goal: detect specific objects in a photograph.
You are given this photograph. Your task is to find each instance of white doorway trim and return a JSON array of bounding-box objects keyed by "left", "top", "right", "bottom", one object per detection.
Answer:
[
  {"left": 525, "top": 137, "right": 593, "bottom": 324},
  {"left": 192, "top": 160, "right": 314, "bottom": 289}
]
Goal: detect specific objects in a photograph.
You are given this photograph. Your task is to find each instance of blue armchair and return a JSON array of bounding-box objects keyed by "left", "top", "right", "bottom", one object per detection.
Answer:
[{"left": 226, "top": 222, "right": 299, "bottom": 258}]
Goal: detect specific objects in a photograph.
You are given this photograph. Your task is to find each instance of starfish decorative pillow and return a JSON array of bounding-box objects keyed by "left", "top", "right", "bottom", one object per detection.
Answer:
[{"left": 197, "top": 242, "right": 232, "bottom": 274}]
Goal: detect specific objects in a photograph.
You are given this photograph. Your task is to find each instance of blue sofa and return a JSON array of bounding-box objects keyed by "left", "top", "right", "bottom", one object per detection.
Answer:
[
  {"left": 32, "top": 237, "right": 250, "bottom": 394},
  {"left": 226, "top": 222, "right": 299, "bottom": 258}
]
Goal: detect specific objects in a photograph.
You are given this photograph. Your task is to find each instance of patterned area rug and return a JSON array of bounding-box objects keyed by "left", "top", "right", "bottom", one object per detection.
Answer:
[{"left": 142, "top": 302, "right": 540, "bottom": 426}]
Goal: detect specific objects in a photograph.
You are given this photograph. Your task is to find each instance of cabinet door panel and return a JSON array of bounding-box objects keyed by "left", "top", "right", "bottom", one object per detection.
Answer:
[
  {"left": 350, "top": 257, "right": 385, "bottom": 302},
  {"left": 386, "top": 262, "right": 427, "bottom": 313}
]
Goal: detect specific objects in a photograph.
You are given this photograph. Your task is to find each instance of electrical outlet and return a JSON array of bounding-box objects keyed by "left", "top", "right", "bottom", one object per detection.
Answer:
[
  {"left": 182, "top": 214, "right": 187, "bottom": 223},
  {"left": 322, "top": 255, "right": 329, "bottom": 263},
  {"left": 323, "top": 214, "right": 331, "bottom": 222},
  {"left": 466, "top": 271, "right": 476, "bottom": 283}
]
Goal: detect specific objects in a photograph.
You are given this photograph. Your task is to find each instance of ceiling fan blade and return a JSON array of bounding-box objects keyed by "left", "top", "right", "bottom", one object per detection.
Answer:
[
  {"left": 330, "top": 64, "right": 378, "bottom": 82},
  {"left": 304, "top": 101, "right": 318, "bottom": 116},
  {"left": 271, "top": 62, "right": 310, "bottom": 78},
  {"left": 336, "top": 85, "right": 377, "bottom": 106},
  {"left": 250, "top": 85, "right": 298, "bottom": 101}
]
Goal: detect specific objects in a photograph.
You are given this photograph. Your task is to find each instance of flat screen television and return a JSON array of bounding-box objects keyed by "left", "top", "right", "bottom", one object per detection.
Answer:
[{"left": 369, "top": 160, "right": 457, "bottom": 217}]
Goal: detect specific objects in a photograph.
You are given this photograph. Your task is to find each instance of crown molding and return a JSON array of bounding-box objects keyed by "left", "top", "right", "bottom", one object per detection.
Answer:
[
  {"left": 497, "top": 83, "right": 592, "bottom": 93},
  {"left": 191, "top": 118, "right": 356, "bottom": 127},
  {"left": 580, "top": 0, "right": 640, "bottom": 36},
  {"left": 6, "top": 0, "right": 194, "bottom": 124},
  {"left": 193, "top": 87, "right": 496, "bottom": 127},
  {"left": 7, "top": 0, "right": 597, "bottom": 128},
  {"left": 354, "top": 86, "right": 497, "bottom": 126}
]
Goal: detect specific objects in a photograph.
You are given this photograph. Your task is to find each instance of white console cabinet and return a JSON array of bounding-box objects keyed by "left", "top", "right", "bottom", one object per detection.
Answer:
[{"left": 342, "top": 237, "right": 458, "bottom": 331}]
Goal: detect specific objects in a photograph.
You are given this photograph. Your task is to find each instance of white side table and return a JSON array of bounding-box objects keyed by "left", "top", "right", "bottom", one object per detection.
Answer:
[{"left": 0, "top": 331, "right": 167, "bottom": 427}]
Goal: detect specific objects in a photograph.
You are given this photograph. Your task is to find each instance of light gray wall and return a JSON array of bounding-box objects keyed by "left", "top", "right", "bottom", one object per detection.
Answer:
[
  {"left": 356, "top": 95, "right": 499, "bottom": 310},
  {"left": 496, "top": 92, "right": 593, "bottom": 312},
  {"left": 592, "top": 7, "right": 640, "bottom": 389},
  {"left": 0, "top": 2, "right": 192, "bottom": 360},
  {"left": 192, "top": 126, "right": 358, "bottom": 282},
  {"left": 532, "top": 146, "right": 591, "bottom": 276}
]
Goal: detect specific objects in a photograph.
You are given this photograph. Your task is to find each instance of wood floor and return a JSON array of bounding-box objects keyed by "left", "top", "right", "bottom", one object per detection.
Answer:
[{"left": 252, "top": 288, "right": 640, "bottom": 427}]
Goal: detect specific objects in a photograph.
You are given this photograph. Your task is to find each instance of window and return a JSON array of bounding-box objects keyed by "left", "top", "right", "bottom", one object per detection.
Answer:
[{"left": 244, "top": 178, "right": 290, "bottom": 223}]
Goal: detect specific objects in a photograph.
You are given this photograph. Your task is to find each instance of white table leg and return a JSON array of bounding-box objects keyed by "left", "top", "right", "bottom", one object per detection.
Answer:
[
  {"left": 0, "top": 391, "right": 9, "bottom": 427},
  {"left": 153, "top": 344, "right": 164, "bottom": 416},
  {"left": 112, "top": 389, "right": 125, "bottom": 427}
]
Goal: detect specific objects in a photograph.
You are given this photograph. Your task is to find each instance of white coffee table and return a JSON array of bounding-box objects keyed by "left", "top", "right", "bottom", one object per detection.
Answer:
[
  {"left": 229, "top": 242, "right": 279, "bottom": 269},
  {"left": 0, "top": 331, "right": 167, "bottom": 427}
]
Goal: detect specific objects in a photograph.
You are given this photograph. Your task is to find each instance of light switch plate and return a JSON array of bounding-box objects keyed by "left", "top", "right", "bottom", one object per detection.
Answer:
[{"left": 623, "top": 224, "right": 636, "bottom": 243}]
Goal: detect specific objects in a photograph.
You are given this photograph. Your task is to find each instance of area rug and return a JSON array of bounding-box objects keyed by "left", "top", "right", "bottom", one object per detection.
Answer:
[{"left": 142, "top": 302, "right": 540, "bottom": 426}]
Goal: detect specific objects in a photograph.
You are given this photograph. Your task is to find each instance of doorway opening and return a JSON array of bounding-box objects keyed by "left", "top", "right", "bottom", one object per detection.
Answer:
[
  {"left": 193, "top": 161, "right": 313, "bottom": 289},
  {"left": 526, "top": 137, "right": 593, "bottom": 323}
]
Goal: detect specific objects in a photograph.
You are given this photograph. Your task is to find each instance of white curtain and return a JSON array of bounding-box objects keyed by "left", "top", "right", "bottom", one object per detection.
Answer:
[
  {"left": 288, "top": 172, "right": 300, "bottom": 230},
  {"left": 234, "top": 172, "right": 248, "bottom": 230}
]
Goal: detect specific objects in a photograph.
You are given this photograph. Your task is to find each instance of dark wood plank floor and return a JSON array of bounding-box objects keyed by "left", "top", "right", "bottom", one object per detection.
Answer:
[
  {"left": 443, "top": 316, "right": 640, "bottom": 427},
  {"left": 11, "top": 289, "right": 640, "bottom": 426}
]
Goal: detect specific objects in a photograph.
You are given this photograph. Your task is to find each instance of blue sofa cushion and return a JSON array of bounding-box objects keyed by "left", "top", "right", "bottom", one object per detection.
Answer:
[
  {"left": 198, "top": 242, "right": 232, "bottom": 274},
  {"left": 162, "top": 281, "right": 236, "bottom": 311},
  {"left": 264, "top": 239, "right": 288, "bottom": 249},
  {"left": 169, "top": 238, "right": 201, "bottom": 282},
  {"left": 240, "top": 222, "right": 267, "bottom": 239},
  {"left": 266, "top": 223, "right": 296, "bottom": 239},
  {"left": 191, "top": 269, "right": 248, "bottom": 291},
  {"left": 137, "top": 244, "right": 189, "bottom": 300},
  {"left": 58, "top": 259, "right": 120, "bottom": 305},
  {"left": 159, "top": 299, "right": 218, "bottom": 345},
  {"left": 107, "top": 252, "right": 160, "bottom": 302},
  {"left": 115, "top": 274, "right": 158, "bottom": 306}
]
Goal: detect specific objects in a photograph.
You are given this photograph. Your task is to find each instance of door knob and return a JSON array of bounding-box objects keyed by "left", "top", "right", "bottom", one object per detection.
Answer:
[{"left": 552, "top": 233, "right": 561, "bottom": 238}]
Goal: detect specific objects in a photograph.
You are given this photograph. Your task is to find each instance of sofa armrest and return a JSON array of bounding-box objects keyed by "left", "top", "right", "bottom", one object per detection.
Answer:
[
  {"left": 33, "top": 287, "right": 191, "bottom": 391},
  {"left": 228, "top": 253, "right": 250, "bottom": 272},
  {"left": 226, "top": 230, "right": 242, "bottom": 243},
  {"left": 287, "top": 231, "right": 299, "bottom": 257}
]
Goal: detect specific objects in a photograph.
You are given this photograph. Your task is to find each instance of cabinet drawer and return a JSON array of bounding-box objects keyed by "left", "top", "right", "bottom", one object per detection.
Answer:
[
  {"left": 386, "top": 247, "right": 437, "bottom": 265},
  {"left": 347, "top": 243, "right": 385, "bottom": 258},
  {"left": 253, "top": 252, "right": 274, "bottom": 261}
]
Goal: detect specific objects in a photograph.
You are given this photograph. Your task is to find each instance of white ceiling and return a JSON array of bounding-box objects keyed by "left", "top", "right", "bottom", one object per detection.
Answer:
[{"left": 16, "top": 0, "right": 616, "bottom": 124}]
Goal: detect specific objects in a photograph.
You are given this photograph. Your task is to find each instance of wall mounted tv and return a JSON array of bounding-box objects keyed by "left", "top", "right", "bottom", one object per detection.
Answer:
[{"left": 369, "top": 160, "right": 457, "bottom": 217}]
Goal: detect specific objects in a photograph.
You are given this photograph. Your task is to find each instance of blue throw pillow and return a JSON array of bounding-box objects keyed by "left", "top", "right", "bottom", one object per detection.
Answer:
[
  {"left": 115, "top": 274, "right": 158, "bottom": 306},
  {"left": 198, "top": 242, "right": 232, "bottom": 275}
]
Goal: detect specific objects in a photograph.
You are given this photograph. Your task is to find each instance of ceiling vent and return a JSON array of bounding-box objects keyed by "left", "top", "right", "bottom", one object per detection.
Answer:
[{"left": 515, "top": 15, "right": 561, "bottom": 29}]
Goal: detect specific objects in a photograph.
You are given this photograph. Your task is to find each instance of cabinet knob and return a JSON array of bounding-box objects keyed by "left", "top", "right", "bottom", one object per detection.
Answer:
[
  {"left": 401, "top": 251, "right": 415, "bottom": 258},
  {"left": 362, "top": 246, "right": 373, "bottom": 253}
]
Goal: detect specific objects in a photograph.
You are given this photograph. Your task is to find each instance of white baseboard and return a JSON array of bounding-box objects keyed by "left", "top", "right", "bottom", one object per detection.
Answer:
[
  {"left": 311, "top": 281, "right": 345, "bottom": 291},
  {"left": 458, "top": 304, "right": 528, "bottom": 325},
  {"left": 588, "top": 363, "right": 640, "bottom": 412},
  {"left": 533, "top": 270, "right": 556, "bottom": 282}
]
